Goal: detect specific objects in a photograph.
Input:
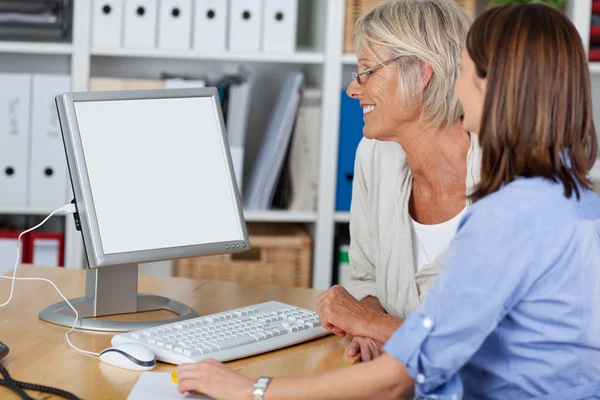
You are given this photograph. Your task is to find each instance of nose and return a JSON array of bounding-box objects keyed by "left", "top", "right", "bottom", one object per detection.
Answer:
[{"left": 346, "top": 79, "right": 362, "bottom": 100}]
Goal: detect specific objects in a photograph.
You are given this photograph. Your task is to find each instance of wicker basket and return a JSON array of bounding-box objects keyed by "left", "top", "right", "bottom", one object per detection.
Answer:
[
  {"left": 173, "top": 223, "right": 312, "bottom": 288},
  {"left": 343, "top": 0, "right": 478, "bottom": 54}
]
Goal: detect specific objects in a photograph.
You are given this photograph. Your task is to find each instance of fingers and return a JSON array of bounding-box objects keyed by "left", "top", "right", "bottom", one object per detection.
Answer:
[
  {"left": 324, "top": 322, "right": 345, "bottom": 337},
  {"left": 372, "top": 343, "right": 383, "bottom": 359},
  {"left": 347, "top": 338, "right": 360, "bottom": 357},
  {"left": 360, "top": 339, "right": 372, "bottom": 362},
  {"left": 177, "top": 378, "right": 204, "bottom": 394},
  {"left": 331, "top": 326, "right": 346, "bottom": 336},
  {"left": 175, "top": 359, "right": 220, "bottom": 393}
]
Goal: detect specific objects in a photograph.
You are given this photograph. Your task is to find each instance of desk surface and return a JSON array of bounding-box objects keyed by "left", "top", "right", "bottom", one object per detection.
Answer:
[{"left": 0, "top": 265, "right": 355, "bottom": 399}]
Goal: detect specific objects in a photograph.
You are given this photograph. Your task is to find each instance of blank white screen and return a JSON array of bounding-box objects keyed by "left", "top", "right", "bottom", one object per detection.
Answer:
[{"left": 74, "top": 97, "right": 243, "bottom": 254}]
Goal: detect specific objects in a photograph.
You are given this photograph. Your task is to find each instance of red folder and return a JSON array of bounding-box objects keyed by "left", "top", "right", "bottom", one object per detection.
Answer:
[{"left": 25, "top": 232, "right": 64, "bottom": 267}]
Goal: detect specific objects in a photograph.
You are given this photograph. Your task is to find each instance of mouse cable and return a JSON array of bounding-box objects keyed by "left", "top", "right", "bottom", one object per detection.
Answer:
[{"left": 0, "top": 204, "right": 100, "bottom": 357}]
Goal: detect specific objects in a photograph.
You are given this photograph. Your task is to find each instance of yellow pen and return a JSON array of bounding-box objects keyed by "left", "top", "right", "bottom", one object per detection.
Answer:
[{"left": 171, "top": 372, "right": 205, "bottom": 396}]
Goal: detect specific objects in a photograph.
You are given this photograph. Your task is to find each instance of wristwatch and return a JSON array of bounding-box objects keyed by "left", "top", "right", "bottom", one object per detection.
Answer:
[{"left": 253, "top": 376, "right": 273, "bottom": 400}]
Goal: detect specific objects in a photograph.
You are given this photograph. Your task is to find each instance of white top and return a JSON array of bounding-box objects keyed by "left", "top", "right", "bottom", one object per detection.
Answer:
[
  {"left": 345, "top": 132, "right": 482, "bottom": 318},
  {"left": 410, "top": 207, "right": 468, "bottom": 274}
]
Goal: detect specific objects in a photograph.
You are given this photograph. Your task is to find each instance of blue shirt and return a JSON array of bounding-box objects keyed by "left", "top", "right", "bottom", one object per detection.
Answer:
[{"left": 384, "top": 177, "right": 600, "bottom": 400}]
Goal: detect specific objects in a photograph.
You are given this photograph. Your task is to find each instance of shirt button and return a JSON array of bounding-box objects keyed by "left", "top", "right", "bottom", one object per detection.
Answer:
[
  {"left": 422, "top": 318, "right": 433, "bottom": 329},
  {"left": 416, "top": 374, "right": 425, "bottom": 383}
]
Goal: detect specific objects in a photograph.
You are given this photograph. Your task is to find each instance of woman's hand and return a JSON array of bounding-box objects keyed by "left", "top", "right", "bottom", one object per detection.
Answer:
[
  {"left": 176, "top": 359, "right": 253, "bottom": 400},
  {"left": 347, "top": 336, "right": 384, "bottom": 362},
  {"left": 316, "top": 285, "right": 372, "bottom": 337}
]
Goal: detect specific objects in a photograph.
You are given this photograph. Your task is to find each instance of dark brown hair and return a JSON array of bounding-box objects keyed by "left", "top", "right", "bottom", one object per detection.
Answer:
[{"left": 467, "top": 4, "right": 597, "bottom": 201}]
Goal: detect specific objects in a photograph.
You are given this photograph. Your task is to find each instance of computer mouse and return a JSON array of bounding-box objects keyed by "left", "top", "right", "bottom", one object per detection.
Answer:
[{"left": 99, "top": 342, "right": 156, "bottom": 371}]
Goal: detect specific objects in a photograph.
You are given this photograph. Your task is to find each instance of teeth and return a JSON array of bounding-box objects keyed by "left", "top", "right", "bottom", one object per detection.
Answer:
[{"left": 363, "top": 105, "right": 376, "bottom": 114}]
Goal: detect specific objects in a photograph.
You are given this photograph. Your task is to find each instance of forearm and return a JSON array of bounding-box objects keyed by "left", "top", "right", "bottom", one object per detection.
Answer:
[
  {"left": 265, "top": 354, "right": 414, "bottom": 400},
  {"left": 359, "top": 295, "right": 386, "bottom": 314},
  {"left": 358, "top": 309, "right": 404, "bottom": 344}
]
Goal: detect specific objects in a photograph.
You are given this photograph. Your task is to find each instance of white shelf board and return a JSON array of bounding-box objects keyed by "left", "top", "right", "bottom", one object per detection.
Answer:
[
  {"left": 342, "top": 53, "right": 357, "bottom": 65},
  {"left": 0, "top": 41, "right": 72, "bottom": 55},
  {"left": 91, "top": 47, "right": 325, "bottom": 64},
  {"left": 590, "top": 62, "right": 600, "bottom": 73},
  {"left": 0, "top": 205, "right": 63, "bottom": 216},
  {"left": 334, "top": 212, "right": 351, "bottom": 223},
  {"left": 243, "top": 210, "right": 317, "bottom": 223}
]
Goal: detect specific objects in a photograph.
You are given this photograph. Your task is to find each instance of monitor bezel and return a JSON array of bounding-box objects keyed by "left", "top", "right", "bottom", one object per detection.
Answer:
[{"left": 56, "top": 88, "right": 249, "bottom": 268}]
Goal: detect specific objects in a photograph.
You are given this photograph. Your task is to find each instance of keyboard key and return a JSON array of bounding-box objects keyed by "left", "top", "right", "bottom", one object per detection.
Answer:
[
  {"left": 216, "top": 336, "right": 258, "bottom": 350},
  {"left": 131, "top": 333, "right": 140, "bottom": 339},
  {"left": 143, "top": 331, "right": 156, "bottom": 337},
  {"left": 205, "top": 343, "right": 220, "bottom": 352},
  {"left": 199, "top": 345, "right": 213, "bottom": 353},
  {"left": 174, "top": 347, "right": 183, "bottom": 354}
]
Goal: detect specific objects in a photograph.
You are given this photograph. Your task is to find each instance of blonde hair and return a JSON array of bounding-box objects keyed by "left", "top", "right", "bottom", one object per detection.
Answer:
[{"left": 354, "top": 0, "right": 472, "bottom": 131}]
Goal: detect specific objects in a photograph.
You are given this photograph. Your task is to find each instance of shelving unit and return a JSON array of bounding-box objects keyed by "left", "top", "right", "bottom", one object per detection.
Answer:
[
  {"left": 0, "top": 41, "right": 72, "bottom": 55},
  {"left": 244, "top": 211, "right": 318, "bottom": 223},
  {"left": 91, "top": 47, "right": 325, "bottom": 64},
  {"left": 2, "top": 0, "right": 600, "bottom": 287},
  {"left": 341, "top": 53, "right": 357, "bottom": 64},
  {"left": 334, "top": 212, "right": 351, "bottom": 223}
]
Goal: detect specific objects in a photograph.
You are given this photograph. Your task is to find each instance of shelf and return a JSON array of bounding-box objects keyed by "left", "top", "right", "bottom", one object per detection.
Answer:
[
  {"left": 334, "top": 212, "right": 351, "bottom": 223},
  {"left": 91, "top": 47, "right": 325, "bottom": 64},
  {"left": 0, "top": 205, "right": 64, "bottom": 216},
  {"left": 0, "top": 41, "right": 72, "bottom": 55},
  {"left": 243, "top": 210, "right": 317, "bottom": 223},
  {"left": 590, "top": 62, "right": 600, "bottom": 73},
  {"left": 342, "top": 53, "right": 357, "bottom": 65}
]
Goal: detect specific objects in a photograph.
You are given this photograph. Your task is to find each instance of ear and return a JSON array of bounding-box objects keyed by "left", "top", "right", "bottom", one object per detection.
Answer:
[
  {"left": 420, "top": 61, "right": 433, "bottom": 90},
  {"left": 476, "top": 75, "right": 488, "bottom": 96}
]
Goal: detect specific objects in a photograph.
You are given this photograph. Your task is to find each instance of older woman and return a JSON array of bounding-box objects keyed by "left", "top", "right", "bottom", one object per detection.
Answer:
[
  {"left": 175, "top": 3, "right": 600, "bottom": 399},
  {"left": 336, "top": 0, "right": 479, "bottom": 359}
]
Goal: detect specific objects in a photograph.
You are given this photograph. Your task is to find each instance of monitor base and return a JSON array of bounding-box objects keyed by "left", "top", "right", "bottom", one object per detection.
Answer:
[{"left": 38, "top": 264, "right": 199, "bottom": 332}]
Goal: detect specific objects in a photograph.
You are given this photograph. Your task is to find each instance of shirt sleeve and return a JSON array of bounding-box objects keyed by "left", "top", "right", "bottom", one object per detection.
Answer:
[
  {"left": 345, "top": 140, "right": 379, "bottom": 301},
  {"left": 383, "top": 208, "right": 534, "bottom": 399}
]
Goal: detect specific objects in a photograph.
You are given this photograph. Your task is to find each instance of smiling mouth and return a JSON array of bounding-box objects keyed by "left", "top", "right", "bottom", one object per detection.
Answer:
[{"left": 363, "top": 105, "right": 376, "bottom": 115}]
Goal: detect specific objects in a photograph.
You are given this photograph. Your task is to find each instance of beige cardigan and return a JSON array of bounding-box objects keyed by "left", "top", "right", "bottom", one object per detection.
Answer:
[{"left": 345, "top": 133, "right": 482, "bottom": 318}]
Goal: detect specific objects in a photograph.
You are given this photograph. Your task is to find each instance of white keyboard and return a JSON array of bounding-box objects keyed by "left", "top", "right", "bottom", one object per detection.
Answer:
[{"left": 111, "top": 301, "right": 330, "bottom": 365}]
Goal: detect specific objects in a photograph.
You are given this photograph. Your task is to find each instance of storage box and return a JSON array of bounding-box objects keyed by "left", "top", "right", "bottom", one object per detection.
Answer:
[
  {"left": 174, "top": 223, "right": 312, "bottom": 287},
  {"left": 343, "top": 0, "right": 477, "bottom": 54}
]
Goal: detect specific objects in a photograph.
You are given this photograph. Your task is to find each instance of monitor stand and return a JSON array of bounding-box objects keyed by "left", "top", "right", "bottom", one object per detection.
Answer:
[{"left": 38, "top": 264, "right": 199, "bottom": 332}]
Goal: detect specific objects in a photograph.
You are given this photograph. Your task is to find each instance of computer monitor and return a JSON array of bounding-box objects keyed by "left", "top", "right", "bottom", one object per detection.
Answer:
[{"left": 38, "top": 88, "right": 249, "bottom": 332}]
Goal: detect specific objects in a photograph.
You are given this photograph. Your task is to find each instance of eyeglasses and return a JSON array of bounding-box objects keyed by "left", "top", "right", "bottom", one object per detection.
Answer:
[{"left": 352, "top": 55, "right": 402, "bottom": 84}]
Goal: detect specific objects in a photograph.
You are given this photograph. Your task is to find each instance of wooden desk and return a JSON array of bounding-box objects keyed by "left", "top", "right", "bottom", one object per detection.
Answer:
[{"left": 0, "top": 265, "right": 355, "bottom": 399}]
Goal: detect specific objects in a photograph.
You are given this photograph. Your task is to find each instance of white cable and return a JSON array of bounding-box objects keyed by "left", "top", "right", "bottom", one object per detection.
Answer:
[{"left": 0, "top": 204, "right": 100, "bottom": 357}]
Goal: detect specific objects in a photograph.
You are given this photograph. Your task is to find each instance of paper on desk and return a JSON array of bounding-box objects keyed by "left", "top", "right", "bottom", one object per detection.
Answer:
[{"left": 127, "top": 372, "right": 214, "bottom": 400}]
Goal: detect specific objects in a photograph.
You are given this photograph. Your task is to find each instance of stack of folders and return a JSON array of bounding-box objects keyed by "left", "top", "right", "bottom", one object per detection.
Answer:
[
  {"left": 243, "top": 70, "right": 304, "bottom": 210},
  {"left": 89, "top": 74, "right": 251, "bottom": 192},
  {"left": 335, "top": 88, "right": 365, "bottom": 212},
  {"left": 0, "top": 0, "right": 72, "bottom": 42},
  {"left": 288, "top": 88, "right": 322, "bottom": 211},
  {"left": 92, "top": 0, "right": 298, "bottom": 53},
  {"left": 0, "top": 228, "right": 64, "bottom": 274},
  {"left": 0, "top": 73, "right": 72, "bottom": 208}
]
